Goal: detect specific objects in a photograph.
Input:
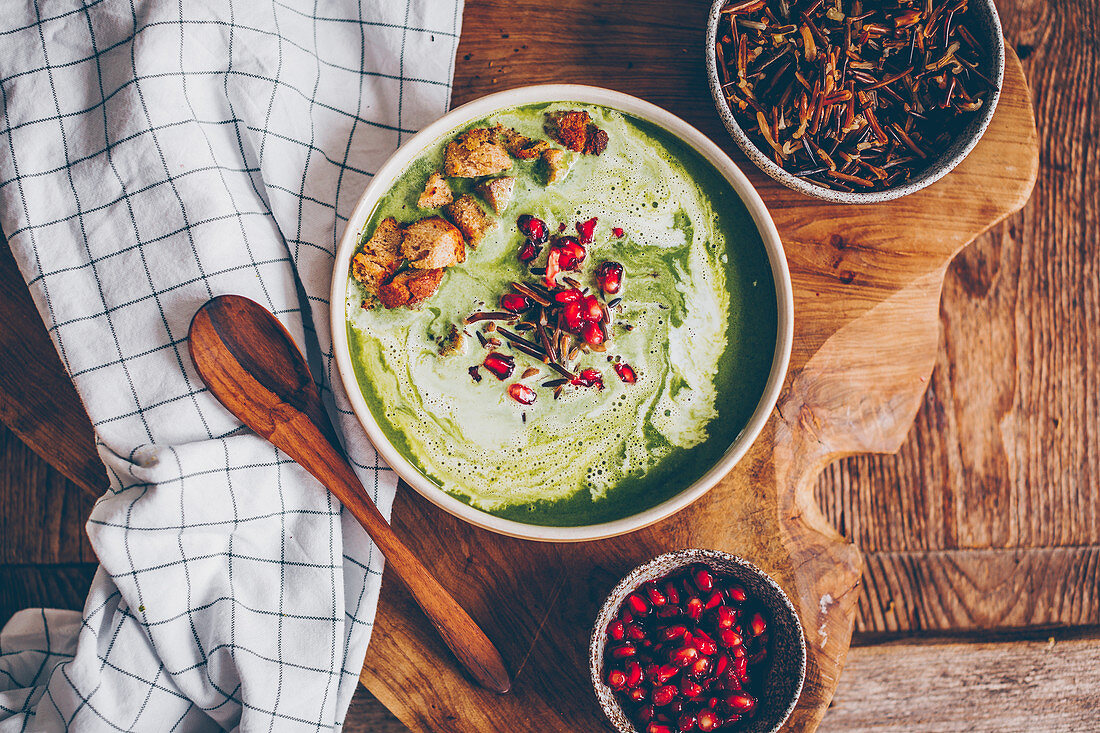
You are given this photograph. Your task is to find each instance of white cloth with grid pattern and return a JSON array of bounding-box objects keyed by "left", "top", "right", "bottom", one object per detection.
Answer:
[{"left": 0, "top": 1, "right": 463, "bottom": 730}]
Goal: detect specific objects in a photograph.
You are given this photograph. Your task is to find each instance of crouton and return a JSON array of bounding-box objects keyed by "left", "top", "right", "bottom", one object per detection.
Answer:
[
  {"left": 402, "top": 216, "right": 466, "bottom": 269},
  {"left": 489, "top": 125, "right": 553, "bottom": 160},
  {"left": 351, "top": 216, "right": 403, "bottom": 295},
  {"left": 443, "top": 128, "right": 513, "bottom": 178},
  {"left": 377, "top": 268, "right": 445, "bottom": 309},
  {"left": 476, "top": 177, "right": 516, "bottom": 215},
  {"left": 544, "top": 110, "right": 608, "bottom": 155},
  {"left": 417, "top": 171, "right": 453, "bottom": 209},
  {"left": 542, "top": 148, "right": 574, "bottom": 185},
  {"left": 445, "top": 195, "right": 496, "bottom": 248}
]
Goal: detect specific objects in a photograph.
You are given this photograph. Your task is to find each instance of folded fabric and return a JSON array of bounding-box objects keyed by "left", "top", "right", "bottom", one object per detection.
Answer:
[{"left": 0, "top": 1, "right": 463, "bottom": 729}]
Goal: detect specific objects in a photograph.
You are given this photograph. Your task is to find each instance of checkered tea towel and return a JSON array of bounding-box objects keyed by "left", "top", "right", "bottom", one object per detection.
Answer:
[{"left": 0, "top": 1, "right": 463, "bottom": 729}]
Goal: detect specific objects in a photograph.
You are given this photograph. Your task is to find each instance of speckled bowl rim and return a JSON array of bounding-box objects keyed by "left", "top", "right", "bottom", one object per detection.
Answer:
[
  {"left": 705, "top": 0, "right": 1005, "bottom": 203},
  {"left": 330, "top": 85, "right": 794, "bottom": 543},
  {"left": 589, "top": 549, "right": 807, "bottom": 733}
]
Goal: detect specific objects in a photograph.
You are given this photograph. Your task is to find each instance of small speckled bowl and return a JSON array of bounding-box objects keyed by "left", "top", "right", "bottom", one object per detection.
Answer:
[
  {"left": 590, "top": 550, "right": 807, "bottom": 733},
  {"left": 705, "top": 0, "right": 1005, "bottom": 203}
]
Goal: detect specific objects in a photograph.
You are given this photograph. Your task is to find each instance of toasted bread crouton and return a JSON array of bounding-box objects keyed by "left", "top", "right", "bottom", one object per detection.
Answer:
[
  {"left": 489, "top": 125, "right": 553, "bottom": 160},
  {"left": 351, "top": 216, "right": 403, "bottom": 295},
  {"left": 444, "top": 128, "right": 513, "bottom": 178},
  {"left": 476, "top": 177, "right": 515, "bottom": 215},
  {"left": 445, "top": 195, "right": 496, "bottom": 248},
  {"left": 544, "top": 110, "right": 609, "bottom": 155},
  {"left": 542, "top": 148, "right": 575, "bottom": 185},
  {"left": 378, "top": 268, "right": 445, "bottom": 309},
  {"left": 402, "top": 216, "right": 466, "bottom": 269},
  {"left": 417, "top": 171, "right": 453, "bottom": 209}
]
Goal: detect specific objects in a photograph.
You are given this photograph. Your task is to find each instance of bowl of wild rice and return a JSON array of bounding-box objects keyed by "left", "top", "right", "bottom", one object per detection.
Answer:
[{"left": 705, "top": 0, "right": 1004, "bottom": 203}]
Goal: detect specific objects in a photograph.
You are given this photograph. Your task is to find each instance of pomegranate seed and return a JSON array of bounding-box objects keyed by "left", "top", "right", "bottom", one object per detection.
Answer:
[
  {"left": 607, "top": 669, "right": 627, "bottom": 690},
  {"left": 696, "top": 710, "right": 719, "bottom": 732},
  {"left": 626, "top": 623, "right": 646, "bottom": 641},
  {"left": 608, "top": 620, "right": 625, "bottom": 641},
  {"left": 637, "top": 705, "right": 656, "bottom": 723},
  {"left": 562, "top": 300, "right": 584, "bottom": 331},
  {"left": 572, "top": 368, "right": 604, "bottom": 390},
  {"left": 612, "top": 226, "right": 625, "bottom": 238},
  {"left": 581, "top": 321, "right": 605, "bottom": 346},
  {"left": 731, "top": 645, "right": 746, "bottom": 658},
  {"left": 685, "top": 597, "right": 703, "bottom": 619},
  {"left": 517, "top": 239, "right": 540, "bottom": 262},
  {"left": 727, "top": 586, "right": 748, "bottom": 603},
  {"left": 689, "top": 656, "right": 711, "bottom": 678},
  {"left": 552, "top": 236, "right": 586, "bottom": 270},
  {"left": 507, "top": 383, "right": 536, "bottom": 405},
  {"left": 693, "top": 568, "right": 714, "bottom": 592},
  {"left": 681, "top": 678, "right": 704, "bottom": 698},
  {"left": 664, "top": 582, "right": 680, "bottom": 605},
  {"left": 670, "top": 646, "right": 699, "bottom": 668},
  {"left": 500, "top": 293, "right": 531, "bottom": 313},
  {"left": 611, "top": 643, "right": 637, "bottom": 659},
  {"left": 594, "top": 260, "right": 624, "bottom": 294},
  {"left": 717, "top": 606, "right": 737, "bottom": 629},
  {"left": 645, "top": 582, "right": 668, "bottom": 607},
  {"left": 661, "top": 625, "right": 689, "bottom": 641},
  {"left": 647, "top": 724, "right": 674, "bottom": 733},
  {"left": 581, "top": 294, "right": 604, "bottom": 322},
  {"left": 691, "top": 629, "right": 718, "bottom": 656},
  {"left": 713, "top": 654, "right": 730, "bottom": 677},
  {"left": 621, "top": 609, "right": 634, "bottom": 624},
  {"left": 627, "top": 594, "right": 649, "bottom": 615},
  {"left": 625, "top": 660, "right": 643, "bottom": 688},
  {"left": 652, "top": 685, "right": 678, "bottom": 706},
  {"left": 517, "top": 214, "right": 548, "bottom": 243},
  {"left": 628, "top": 686, "right": 646, "bottom": 701},
  {"left": 655, "top": 664, "right": 679, "bottom": 685},
  {"left": 576, "top": 217, "right": 598, "bottom": 244},
  {"left": 544, "top": 248, "right": 562, "bottom": 288},
  {"left": 482, "top": 352, "right": 515, "bottom": 380},
  {"left": 656, "top": 606, "right": 681, "bottom": 618},
  {"left": 702, "top": 591, "right": 723, "bottom": 611},
  {"left": 719, "top": 629, "right": 743, "bottom": 648},
  {"left": 553, "top": 287, "right": 582, "bottom": 304},
  {"left": 677, "top": 713, "right": 697, "bottom": 732},
  {"left": 613, "top": 362, "right": 637, "bottom": 383},
  {"left": 749, "top": 612, "right": 766, "bottom": 637},
  {"left": 726, "top": 693, "right": 756, "bottom": 714}
]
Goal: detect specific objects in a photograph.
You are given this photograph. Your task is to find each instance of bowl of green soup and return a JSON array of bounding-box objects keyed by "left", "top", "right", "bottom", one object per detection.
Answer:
[{"left": 330, "top": 85, "right": 793, "bottom": 542}]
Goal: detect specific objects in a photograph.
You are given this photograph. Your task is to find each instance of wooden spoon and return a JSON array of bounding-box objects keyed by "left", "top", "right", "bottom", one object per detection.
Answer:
[{"left": 187, "top": 294, "right": 511, "bottom": 694}]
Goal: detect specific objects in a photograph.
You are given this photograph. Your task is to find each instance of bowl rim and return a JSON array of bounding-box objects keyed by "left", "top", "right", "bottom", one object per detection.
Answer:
[
  {"left": 588, "top": 549, "right": 808, "bottom": 733},
  {"left": 704, "top": 0, "right": 1005, "bottom": 204},
  {"left": 329, "top": 84, "right": 794, "bottom": 542}
]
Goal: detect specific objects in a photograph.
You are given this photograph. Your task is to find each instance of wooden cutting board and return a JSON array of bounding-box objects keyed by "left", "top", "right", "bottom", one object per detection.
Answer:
[{"left": 356, "top": 6, "right": 1038, "bottom": 732}]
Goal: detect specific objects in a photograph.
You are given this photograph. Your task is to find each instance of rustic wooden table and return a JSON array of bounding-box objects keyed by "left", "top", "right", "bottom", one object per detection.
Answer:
[{"left": 1, "top": 0, "right": 1097, "bottom": 730}]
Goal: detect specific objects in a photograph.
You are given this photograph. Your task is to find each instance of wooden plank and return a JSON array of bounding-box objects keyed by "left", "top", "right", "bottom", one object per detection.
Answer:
[
  {"left": 820, "top": 630, "right": 1100, "bottom": 732},
  {"left": 814, "top": 0, "right": 1100, "bottom": 632},
  {"left": 0, "top": 237, "right": 106, "bottom": 497},
  {"left": 857, "top": 547, "right": 1100, "bottom": 633},
  {"left": 0, "top": 422, "right": 95, "bottom": 565},
  {"left": 0, "top": 565, "right": 98, "bottom": 628}
]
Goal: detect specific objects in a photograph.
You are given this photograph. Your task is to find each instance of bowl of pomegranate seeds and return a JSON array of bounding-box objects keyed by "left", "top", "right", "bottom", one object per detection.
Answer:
[
  {"left": 706, "top": 0, "right": 1004, "bottom": 203},
  {"left": 590, "top": 550, "right": 806, "bottom": 733}
]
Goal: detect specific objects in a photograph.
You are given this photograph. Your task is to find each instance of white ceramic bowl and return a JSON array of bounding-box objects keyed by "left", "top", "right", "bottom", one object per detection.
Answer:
[{"left": 330, "top": 85, "right": 794, "bottom": 542}]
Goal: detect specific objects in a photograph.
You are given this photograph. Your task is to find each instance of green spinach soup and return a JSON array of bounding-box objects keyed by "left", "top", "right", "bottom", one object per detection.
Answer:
[{"left": 345, "top": 102, "right": 777, "bottom": 526}]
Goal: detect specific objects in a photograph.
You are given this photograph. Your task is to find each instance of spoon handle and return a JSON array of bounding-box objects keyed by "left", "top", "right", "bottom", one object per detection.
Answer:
[{"left": 188, "top": 295, "right": 511, "bottom": 694}]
